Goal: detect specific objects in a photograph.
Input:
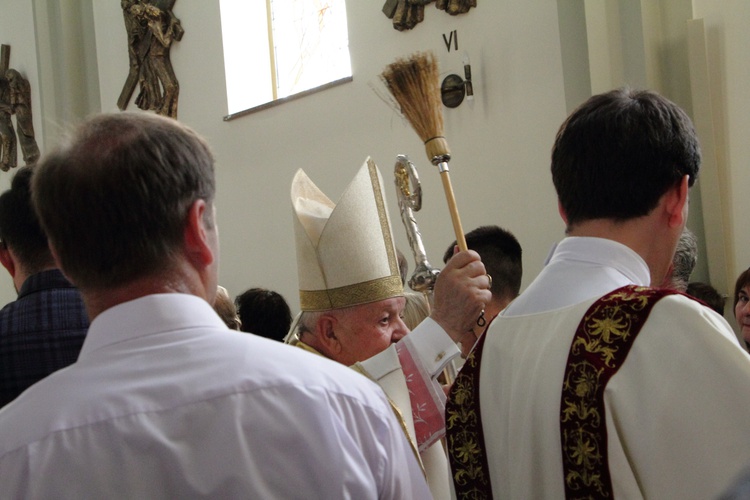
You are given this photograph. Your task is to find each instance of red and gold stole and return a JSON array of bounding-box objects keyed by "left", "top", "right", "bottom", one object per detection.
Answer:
[
  {"left": 446, "top": 285, "right": 675, "bottom": 499},
  {"left": 445, "top": 329, "right": 493, "bottom": 498},
  {"left": 560, "top": 285, "right": 674, "bottom": 498}
]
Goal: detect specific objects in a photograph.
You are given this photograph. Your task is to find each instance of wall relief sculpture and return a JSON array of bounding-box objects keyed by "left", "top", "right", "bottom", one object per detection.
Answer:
[
  {"left": 118, "top": 0, "right": 184, "bottom": 118},
  {"left": 382, "top": 0, "right": 477, "bottom": 31},
  {"left": 0, "top": 44, "right": 40, "bottom": 172}
]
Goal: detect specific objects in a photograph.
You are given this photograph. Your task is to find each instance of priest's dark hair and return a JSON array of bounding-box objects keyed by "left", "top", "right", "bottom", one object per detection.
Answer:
[{"left": 551, "top": 87, "right": 701, "bottom": 229}]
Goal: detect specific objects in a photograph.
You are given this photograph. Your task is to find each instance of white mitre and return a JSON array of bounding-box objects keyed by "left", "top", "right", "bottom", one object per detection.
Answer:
[{"left": 291, "top": 157, "right": 404, "bottom": 311}]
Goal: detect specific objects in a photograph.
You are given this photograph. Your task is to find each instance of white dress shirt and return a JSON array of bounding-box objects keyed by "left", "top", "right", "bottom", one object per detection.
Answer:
[
  {"left": 504, "top": 236, "right": 651, "bottom": 316},
  {"left": 0, "top": 293, "right": 431, "bottom": 499}
]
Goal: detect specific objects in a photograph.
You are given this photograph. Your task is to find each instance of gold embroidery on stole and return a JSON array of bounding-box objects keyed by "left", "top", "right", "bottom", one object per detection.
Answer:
[{"left": 560, "top": 285, "right": 673, "bottom": 498}]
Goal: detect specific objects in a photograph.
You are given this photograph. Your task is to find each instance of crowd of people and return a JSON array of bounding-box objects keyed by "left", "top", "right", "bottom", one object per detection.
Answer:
[{"left": 1, "top": 88, "right": 749, "bottom": 498}]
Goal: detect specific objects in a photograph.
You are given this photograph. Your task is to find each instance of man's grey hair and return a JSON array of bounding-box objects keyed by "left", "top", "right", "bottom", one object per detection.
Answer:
[
  {"left": 32, "top": 112, "right": 215, "bottom": 291},
  {"left": 297, "top": 310, "right": 324, "bottom": 337},
  {"left": 671, "top": 227, "right": 698, "bottom": 292},
  {"left": 297, "top": 305, "right": 361, "bottom": 338}
]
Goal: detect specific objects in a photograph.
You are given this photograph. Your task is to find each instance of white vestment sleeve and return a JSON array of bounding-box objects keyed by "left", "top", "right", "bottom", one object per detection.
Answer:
[{"left": 404, "top": 316, "right": 461, "bottom": 378}]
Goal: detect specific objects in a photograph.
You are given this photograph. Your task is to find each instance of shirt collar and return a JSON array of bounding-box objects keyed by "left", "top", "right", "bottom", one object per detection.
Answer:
[
  {"left": 80, "top": 293, "right": 226, "bottom": 358},
  {"left": 18, "top": 269, "right": 75, "bottom": 298},
  {"left": 549, "top": 236, "right": 651, "bottom": 286}
]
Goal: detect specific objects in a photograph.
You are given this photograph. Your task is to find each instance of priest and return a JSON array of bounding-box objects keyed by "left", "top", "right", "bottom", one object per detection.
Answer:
[{"left": 445, "top": 88, "right": 750, "bottom": 498}]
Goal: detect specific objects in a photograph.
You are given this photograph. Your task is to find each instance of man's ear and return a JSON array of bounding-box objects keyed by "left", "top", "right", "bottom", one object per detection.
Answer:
[
  {"left": 0, "top": 244, "right": 16, "bottom": 277},
  {"left": 184, "top": 199, "right": 215, "bottom": 268},
  {"left": 665, "top": 175, "right": 690, "bottom": 228},
  {"left": 316, "top": 314, "right": 342, "bottom": 357}
]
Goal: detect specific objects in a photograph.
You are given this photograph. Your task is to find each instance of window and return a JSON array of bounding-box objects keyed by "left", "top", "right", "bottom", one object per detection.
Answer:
[{"left": 220, "top": 0, "right": 352, "bottom": 118}]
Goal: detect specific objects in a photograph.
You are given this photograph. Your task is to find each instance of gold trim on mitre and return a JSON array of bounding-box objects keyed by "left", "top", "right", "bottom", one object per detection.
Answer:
[
  {"left": 292, "top": 158, "right": 403, "bottom": 311},
  {"left": 300, "top": 275, "right": 404, "bottom": 311},
  {"left": 367, "top": 160, "right": 400, "bottom": 279}
]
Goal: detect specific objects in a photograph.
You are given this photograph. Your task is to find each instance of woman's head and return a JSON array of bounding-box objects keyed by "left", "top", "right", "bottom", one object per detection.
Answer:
[{"left": 733, "top": 268, "right": 750, "bottom": 344}]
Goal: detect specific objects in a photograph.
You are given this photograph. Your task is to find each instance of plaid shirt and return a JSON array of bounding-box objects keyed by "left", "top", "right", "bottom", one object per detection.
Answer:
[{"left": 0, "top": 269, "right": 88, "bottom": 407}]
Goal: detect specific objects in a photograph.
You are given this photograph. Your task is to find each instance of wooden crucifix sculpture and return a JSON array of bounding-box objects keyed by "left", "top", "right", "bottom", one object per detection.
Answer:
[
  {"left": 0, "top": 44, "right": 40, "bottom": 172},
  {"left": 118, "top": 0, "right": 184, "bottom": 119}
]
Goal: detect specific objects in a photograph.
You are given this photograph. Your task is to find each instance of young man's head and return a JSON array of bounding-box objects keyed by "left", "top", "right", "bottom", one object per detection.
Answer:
[
  {"left": 0, "top": 166, "right": 55, "bottom": 290},
  {"left": 551, "top": 88, "right": 701, "bottom": 230},
  {"left": 444, "top": 225, "right": 522, "bottom": 317},
  {"left": 235, "top": 288, "right": 292, "bottom": 341},
  {"left": 32, "top": 112, "right": 217, "bottom": 300}
]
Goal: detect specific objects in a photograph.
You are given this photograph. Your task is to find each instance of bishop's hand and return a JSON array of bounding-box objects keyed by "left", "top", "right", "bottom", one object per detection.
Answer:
[{"left": 430, "top": 249, "right": 491, "bottom": 350}]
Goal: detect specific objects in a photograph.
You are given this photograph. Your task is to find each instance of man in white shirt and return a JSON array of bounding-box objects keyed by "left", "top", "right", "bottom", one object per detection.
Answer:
[
  {"left": 0, "top": 112, "right": 431, "bottom": 499},
  {"left": 445, "top": 88, "right": 750, "bottom": 498}
]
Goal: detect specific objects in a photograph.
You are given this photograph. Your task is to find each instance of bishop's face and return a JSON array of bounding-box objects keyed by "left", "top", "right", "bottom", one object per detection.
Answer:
[{"left": 331, "top": 297, "right": 408, "bottom": 366}]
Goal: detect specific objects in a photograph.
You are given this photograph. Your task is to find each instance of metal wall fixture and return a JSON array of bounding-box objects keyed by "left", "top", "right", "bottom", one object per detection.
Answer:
[{"left": 440, "top": 58, "right": 474, "bottom": 108}]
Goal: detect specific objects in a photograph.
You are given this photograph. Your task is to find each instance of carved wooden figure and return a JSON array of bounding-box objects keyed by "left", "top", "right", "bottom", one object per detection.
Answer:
[
  {"left": 383, "top": 0, "right": 477, "bottom": 30},
  {"left": 0, "top": 45, "right": 40, "bottom": 172},
  {"left": 0, "top": 45, "right": 15, "bottom": 172},
  {"left": 118, "top": 0, "right": 183, "bottom": 118},
  {"left": 6, "top": 69, "right": 40, "bottom": 166}
]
